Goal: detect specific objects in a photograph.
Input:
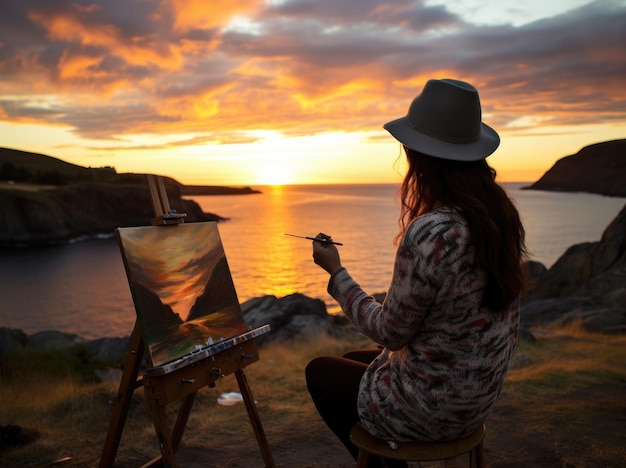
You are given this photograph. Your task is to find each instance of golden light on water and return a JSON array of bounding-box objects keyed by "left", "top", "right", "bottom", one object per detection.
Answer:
[{"left": 238, "top": 185, "right": 307, "bottom": 298}]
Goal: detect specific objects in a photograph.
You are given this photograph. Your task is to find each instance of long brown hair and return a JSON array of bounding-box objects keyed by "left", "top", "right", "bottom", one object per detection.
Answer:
[{"left": 397, "top": 146, "right": 527, "bottom": 310}]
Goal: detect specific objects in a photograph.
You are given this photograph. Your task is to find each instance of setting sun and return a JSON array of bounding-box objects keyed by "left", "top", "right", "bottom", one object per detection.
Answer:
[{"left": 256, "top": 162, "right": 295, "bottom": 186}]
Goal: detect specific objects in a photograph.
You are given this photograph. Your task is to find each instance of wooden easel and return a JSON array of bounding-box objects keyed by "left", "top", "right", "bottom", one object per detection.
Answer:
[{"left": 100, "top": 175, "right": 275, "bottom": 468}]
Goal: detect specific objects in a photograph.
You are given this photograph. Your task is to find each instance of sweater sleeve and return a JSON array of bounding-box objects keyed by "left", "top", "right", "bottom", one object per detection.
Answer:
[{"left": 328, "top": 211, "right": 469, "bottom": 349}]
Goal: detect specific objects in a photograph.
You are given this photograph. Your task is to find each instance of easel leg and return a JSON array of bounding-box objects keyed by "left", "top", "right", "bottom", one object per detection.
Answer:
[
  {"left": 147, "top": 399, "right": 179, "bottom": 468},
  {"left": 172, "top": 392, "right": 196, "bottom": 451},
  {"left": 139, "top": 391, "right": 196, "bottom": 468},
  {"left": 100, "top": 321, "right": 145, "bottom": 468},
  {"left": 236, "top": 369, "right": 276, "bottom": 468}
]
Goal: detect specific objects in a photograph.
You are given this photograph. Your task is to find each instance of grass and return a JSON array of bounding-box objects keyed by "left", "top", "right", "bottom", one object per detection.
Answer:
[
  {"left": 489, "top": 323, "right": 626, "bottom": 467},
  {"left": 0, "top": 181, "right": 56, "bottom": 191},
  {"left": 1, "top": 326, "right": 625, "bottom": 467},
  {"left": 507, "top": 323, "right": 626, "bottom": 393}
]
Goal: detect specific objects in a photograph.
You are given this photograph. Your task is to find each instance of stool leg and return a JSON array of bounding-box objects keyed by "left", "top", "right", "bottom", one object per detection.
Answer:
[
  {"left": 356, "top": 449, "right": 370, "bottom": 468},
  {"left": 475, "top": 439, "right": 484, "bottom": 468},
  {"left": 443, "top": 457, "right": 457, "bottom": 468},
  {"left": 468, "top": 440, "right": 485, "bottom": 468}
]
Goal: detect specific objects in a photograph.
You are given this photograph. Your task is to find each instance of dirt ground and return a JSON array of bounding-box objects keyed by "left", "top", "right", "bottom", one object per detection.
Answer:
[
  {"left": 3, "top": 330, "right": 624, "bottom": 467},
  {"left": 110, "top": 380, "right": 626, "bottom": 468}
]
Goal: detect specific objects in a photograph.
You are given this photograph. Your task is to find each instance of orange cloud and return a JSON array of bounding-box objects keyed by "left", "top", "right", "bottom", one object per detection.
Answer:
[
  {"left": 167, "top": 0, "right": 262, "bottom": 32},
  {"left": 57, "top": 51, "right": 104, "bottom": 80},
  {"left": 28, "top": 6, "right": 183, "bottom": 71},
  {"left": 0, "top": 0, "right": 623, "bottom": 153}
]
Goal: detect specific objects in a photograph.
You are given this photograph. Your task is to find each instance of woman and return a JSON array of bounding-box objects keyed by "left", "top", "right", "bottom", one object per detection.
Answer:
[{"left": 305, "top": 78, "right": 526, "bottom": 465}]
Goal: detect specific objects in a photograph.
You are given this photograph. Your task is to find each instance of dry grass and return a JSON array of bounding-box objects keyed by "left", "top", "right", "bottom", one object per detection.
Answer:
[
  {"left": 0, "top": 181, "right": 55, "bottom": 191},
  {"left": 488, "top": 323, "right": 626, "bottom": 467},
  {"left": 1, "top": 326, "right": 625, "bottom": 467},
  {"left": 507, "top": 322, "right": 626, "bottom": 392}
]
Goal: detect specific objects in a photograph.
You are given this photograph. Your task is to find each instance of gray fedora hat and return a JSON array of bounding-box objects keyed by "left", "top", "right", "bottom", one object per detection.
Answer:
[{"left": 383, "top": 79, "right": 500, "bottom": 161}]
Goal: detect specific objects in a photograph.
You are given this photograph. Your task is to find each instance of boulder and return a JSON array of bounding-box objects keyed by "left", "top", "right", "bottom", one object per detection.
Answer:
[
  {"left": 521, "top": 296, "right": 595, "bottom": 328},
  {"left": 521, "top": 203, "right": 626, "bottom": 332},
  {"left": 27, "top": 330, "right": 86, "bottom": 350},
  {"left": 88, "top": 337, "right": 130, "bottom": 362},
  {"left": 0, "top": 328, "right": 28, "bottom": 354},
  {"left": 522, "top": 260, "right": 548, "bottom": 294},
  {"left": 242, "top": 293, "right": 350, "bottom": 344}
]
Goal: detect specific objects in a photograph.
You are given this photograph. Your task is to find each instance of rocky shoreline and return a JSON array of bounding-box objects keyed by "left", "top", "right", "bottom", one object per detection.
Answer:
[
  {"left": 0, "top": 293, "right": 354, "bottom": 364},
  {"left": 1, "top": 199, "right": 625, "bottom": 366},
  {"left": 2, "top": 140, "right": 625, "bottom": 365},
  {"left": 0, "top": 207, "right": 621, "bottom": 355}
]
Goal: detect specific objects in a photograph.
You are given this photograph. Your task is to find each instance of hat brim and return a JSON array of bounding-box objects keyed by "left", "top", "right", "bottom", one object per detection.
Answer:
[{"left": 383, "top": 117, "right": 500, "bottom": 161}]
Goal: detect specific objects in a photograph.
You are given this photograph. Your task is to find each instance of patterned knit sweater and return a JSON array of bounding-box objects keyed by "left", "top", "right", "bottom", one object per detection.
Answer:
[{"left": 328, "top": 208, "right": 519, "bottom": 442}]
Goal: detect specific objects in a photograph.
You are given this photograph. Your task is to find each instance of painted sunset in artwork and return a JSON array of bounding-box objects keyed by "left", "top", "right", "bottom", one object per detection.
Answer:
[{"left": 117, "top": 222, "right": 248, "bottom": 368}]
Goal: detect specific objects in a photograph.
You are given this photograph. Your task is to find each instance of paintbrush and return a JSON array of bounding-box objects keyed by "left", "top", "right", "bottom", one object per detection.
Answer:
[{"left": 283, "top": 233, "right": 343, "bottom": 246}]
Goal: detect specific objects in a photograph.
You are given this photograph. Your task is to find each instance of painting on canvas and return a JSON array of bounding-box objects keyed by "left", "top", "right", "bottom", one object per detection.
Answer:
[{"left": 117, "top": 222, "right": 248, "bottom": 368}]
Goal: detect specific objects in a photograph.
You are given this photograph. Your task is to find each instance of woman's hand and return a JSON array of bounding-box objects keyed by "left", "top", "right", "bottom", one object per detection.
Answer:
[{"left": 312, "top": 232, "right": 342, "bottom": 275}]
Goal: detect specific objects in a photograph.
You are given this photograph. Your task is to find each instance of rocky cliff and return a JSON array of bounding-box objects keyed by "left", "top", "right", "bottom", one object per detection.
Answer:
[
  {"left": 0, "top": 181, "right": 224, "bottom": 247},
  {"left": 0, "top": 147, "right": 263, "bottom": 247},
  {"left": 524, "top": 139, "right": 626, "bottom": 197}
]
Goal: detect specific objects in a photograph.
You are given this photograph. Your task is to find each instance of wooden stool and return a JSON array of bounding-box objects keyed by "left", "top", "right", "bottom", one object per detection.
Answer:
[{"left": 349, "top": 424, "right": 485, "bottom": 468}]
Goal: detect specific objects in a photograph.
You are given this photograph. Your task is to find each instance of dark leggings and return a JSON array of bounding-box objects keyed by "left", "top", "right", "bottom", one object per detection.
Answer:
[{"left": 305, "top": 349, "right": 407, "bottom": 468}]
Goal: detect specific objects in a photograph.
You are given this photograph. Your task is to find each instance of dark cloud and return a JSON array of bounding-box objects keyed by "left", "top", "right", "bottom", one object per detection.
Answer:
[
  {"left": 0, "top": 0, "right": 624, "bottom": 141},
  {"left": 264, "top": 0, "right": 459, "bottom": 30}
]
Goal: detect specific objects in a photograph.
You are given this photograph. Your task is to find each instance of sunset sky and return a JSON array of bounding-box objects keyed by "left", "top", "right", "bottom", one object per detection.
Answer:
[{"left": 0, "top": 0, "right": 624, "bottom": 186}]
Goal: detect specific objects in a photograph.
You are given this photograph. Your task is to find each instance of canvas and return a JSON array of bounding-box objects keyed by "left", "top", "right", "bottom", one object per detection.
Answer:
[{"left": 117, "top": 222, "right": 249, "bottom": 369}]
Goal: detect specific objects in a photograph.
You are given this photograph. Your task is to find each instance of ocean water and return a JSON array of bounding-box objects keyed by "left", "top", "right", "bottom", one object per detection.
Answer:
[{"left": 1, "top": 183, "right": 624, "bottom": 340}]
